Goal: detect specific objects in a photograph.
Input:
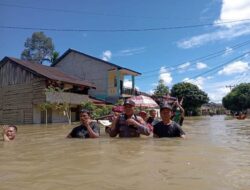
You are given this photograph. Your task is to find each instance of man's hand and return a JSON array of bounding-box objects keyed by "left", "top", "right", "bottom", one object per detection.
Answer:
[
  {"left": 2, "top": 125, "right": 8, "bottom": 134},
  {"left": 82, "top": 119, "right": 91, "bottom": 127},
  {"left": 126, "top": 118, "right": 140, "bottom": 127}
]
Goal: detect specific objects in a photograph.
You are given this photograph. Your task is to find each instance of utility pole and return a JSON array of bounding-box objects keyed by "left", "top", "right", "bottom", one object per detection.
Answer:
[{"left": 226, "top": 85, "right": 236, "bottom": 90}]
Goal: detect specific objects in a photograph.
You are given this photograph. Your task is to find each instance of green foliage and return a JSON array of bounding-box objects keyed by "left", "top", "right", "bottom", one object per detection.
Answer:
[
  {"left": 81, "top": 101, "right": 97, "bottom": 112},
  {"left": 39, "top": 102, "right": 53, "bottom": 111},
  {"left": 81, "top": 101, "right": 112, "bottom": 119},
  {"left": 222, "top": 83, "right": 250, "bottom": 111},
  {"left": 171, "top": 82, "right": 209, "bottom": 115},
  {"left": 44, "top": 86, "right": 72, "bottom": 124},
  {"left": 153, "top": 79, "right": 169, "bottom": 96},
  {"left": 115, "top": 99, "right": 124, "bottom": 106},
  {"left": 50, "top": 51, "right": 60, "bottom": 64},
  {"left": 21, "top": 32, "right": 55, "bottom": 64}
]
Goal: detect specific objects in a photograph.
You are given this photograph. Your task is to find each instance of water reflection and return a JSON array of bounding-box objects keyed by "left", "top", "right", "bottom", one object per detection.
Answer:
[{"left": 0, "top": 116, "right": 249, "bottom": 190}]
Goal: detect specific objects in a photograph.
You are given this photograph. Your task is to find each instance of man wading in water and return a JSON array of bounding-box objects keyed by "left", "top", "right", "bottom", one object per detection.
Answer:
[
  {"left": 107, "top": 100, "right": 151, "bottom": 137},
  {"left": 67, "top": 109, "right": 100, "bottom": 139},
  {"left": 2, "top": 125, "right": 17, "bottom": 141},
  {"left": 153, "top": 102, "right": 185, "bottom": 138}
]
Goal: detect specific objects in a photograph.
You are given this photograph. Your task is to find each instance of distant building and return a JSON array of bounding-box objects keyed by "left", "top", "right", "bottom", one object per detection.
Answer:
[
  {"left": 201, "top": 102, "right": 226, "bottom": 115},
  {"left": 51, "top": 49, "right": 141, "bottom": 103},
  {"left": 0, "top": 57, "right": 100, "bottom": 124}
]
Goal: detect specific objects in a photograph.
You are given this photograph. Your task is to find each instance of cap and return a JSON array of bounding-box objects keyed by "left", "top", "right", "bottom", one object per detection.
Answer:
[
  {"left": 123, "top": 99, "right": 135, "bottom": 106},
  {"left": 160, "top": 102, "right": 172, "bottom": 111},
  {"left": 80, "top": 109, "right": 90, "bottom": 114},
  {"left": 139, "top": 111, "right": 147, "bottom": 116}
]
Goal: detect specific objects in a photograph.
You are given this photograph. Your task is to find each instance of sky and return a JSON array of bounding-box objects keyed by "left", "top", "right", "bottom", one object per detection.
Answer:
[{"left": 0, "top": 0, "right": 250, "bottom": 103}]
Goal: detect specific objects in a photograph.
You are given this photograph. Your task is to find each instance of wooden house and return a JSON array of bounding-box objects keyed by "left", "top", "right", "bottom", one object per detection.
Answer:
[
  {"left": 51, "top": 49, "right": 141, "bottom": 103},
  {"left": 0, "top": 57, "right": 98, "bottom": 124}
]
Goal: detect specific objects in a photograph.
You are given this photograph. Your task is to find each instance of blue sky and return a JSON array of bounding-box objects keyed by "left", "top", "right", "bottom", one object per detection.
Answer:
[{"left": 0, "top": 0, "right": 250, "bottom": 103}]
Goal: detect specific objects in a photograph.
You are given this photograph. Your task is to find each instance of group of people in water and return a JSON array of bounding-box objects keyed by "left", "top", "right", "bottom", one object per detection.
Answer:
[
  {"left": 67, "top": 99, "right": 186, "bottom": 139},
  {"left": 2, "top": 99, "right": 186, "bottom": 141}
]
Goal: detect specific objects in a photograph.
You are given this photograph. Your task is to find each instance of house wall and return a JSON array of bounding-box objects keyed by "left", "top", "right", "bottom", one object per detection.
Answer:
[
  {"left": 108, "top": 70, "right": 124, "bottom": 96},
  {"left": 0, "top": 60, "right": 46, "bottom": 124},
  {"left": 54, "top": 51, "right": 120, "bottom": 100}
]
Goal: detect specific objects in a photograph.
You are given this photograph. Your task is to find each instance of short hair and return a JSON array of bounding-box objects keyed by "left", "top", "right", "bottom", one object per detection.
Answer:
[
  {"left": 80, "top": 109, "right": 91, "bottom": 116},
  {"left": 8, "top": 125, "right": 17, "bottom": 132}
]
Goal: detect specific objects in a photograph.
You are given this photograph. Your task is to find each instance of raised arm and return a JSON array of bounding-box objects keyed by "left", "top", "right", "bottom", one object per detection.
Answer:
[
  {"left": 108, "top": 118, "right": 119, "bottom": 137},
  {"left": 2, "top": 126, "right": 10, "bottom": 141},
  {"left": 85, "top": 121, "right": 100, "bottom": 138}
]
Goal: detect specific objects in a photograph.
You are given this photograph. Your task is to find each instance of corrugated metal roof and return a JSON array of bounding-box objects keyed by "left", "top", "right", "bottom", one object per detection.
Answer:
[{"left": 1, "top": 57, "right": 96, "bottom": 88}]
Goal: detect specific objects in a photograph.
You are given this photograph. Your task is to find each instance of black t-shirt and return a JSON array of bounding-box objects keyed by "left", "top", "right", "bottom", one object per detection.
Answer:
[
  {"left": 69, "top": 122, "right": 100, "bottom": 138},
  {"left": 147, "top": 117, "right": 154, "bottom": 124},
  {"left": 153, "top": 121, "right": 185, "bottom": 138}
]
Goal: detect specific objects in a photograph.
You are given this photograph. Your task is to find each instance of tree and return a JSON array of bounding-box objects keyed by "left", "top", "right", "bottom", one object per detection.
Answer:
[
  {"left": 153, "top": 79, "right": 169, "bottom": 97},
  {"left": 222, "top": 83, "right": 250, "bottom": 112},
  {"left": 39, "top": 102, "right": 53, "bottom": 125},
  {"left": 50, "top": 51, "right": 60, "bottom": 64},
  {"left": 171, "top": 82, "right": 209, "bottom": 115},
  {"left": 45, "top": 86, "right": 72, "bottom": 125},
  {"left": 21, "top": 32, "right": 55, "bottom": 64},
  {"left": 81, "top": 101, "right": 112, "bottom": 119}
]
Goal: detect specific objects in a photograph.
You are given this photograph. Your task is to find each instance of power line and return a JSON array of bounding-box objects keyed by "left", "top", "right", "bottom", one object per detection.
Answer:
[
  {"left": 188, "top": 52, "right": 250, "bottom": 80},
  {"left": 65, "top": 42, "right": 250, "bottom": 82},
  {"left": 0, "top": 3, "right": 212, "bottom": 21},
  {"left": 1, "top": 19, "right": 250, "bottom": 32},
  {"left": 138, "top": 40, "right": 250, "bottom": 79}
]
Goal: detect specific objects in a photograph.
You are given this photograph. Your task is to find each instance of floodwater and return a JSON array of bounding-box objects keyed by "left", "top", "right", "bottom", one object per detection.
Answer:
[{"left": 0, "top": 115, "right": 250, "bottom": 190}]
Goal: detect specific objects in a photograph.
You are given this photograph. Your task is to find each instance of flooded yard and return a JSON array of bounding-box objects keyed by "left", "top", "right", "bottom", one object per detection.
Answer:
[{"left": 1, "top": 115, "right": 250, "bottom": 190}]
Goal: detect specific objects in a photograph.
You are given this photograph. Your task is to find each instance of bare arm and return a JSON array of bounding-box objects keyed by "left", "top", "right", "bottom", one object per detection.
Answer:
[
  {"left": 108, "top": 118, "right": 119, "bottom": 137},
  {"left": 126, "top": 117, "right": 151, "bottom": 136},
  {"left": 2, "top": 126, "right": 10, "bottom": 141},
  {"left": 85, "top": 122, "right": 100, "bottom": 138},
  {"left": 180, "top": 134, "right": 186, "bottom": 138}
]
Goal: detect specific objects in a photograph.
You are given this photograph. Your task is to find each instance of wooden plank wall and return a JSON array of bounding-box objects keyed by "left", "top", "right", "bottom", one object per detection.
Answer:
[
  {"left": 0, "top": 83, "right": 33, "bottom": 124},
  {"left": 0, "top": 60, "right": 35, "bottom": 87},
  {"left": 0, "top": 61, "right": 46, "bottom": 124}
]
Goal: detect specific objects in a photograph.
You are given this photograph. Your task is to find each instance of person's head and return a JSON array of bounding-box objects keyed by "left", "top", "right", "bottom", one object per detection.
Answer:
[
  {"left": 114, "top": 112, "right": 120, "bottom": 117},
  {"left": 149, "top": 109, "right": 157, "bottom": 118},
  {"left": 79, "top": 109, "right": 91, "bottom": 123},
  {"left": 123, "top": 99, "right": 135, "bottom": 116},
  {"left": 139, "top": 111, "right": 148, "bottom": 121},
  {"left": 5, "top": 125, "right": 17, "bottom": 140},
  {"left": 160, "top": 103, "right": 173, "bottom": 121}
]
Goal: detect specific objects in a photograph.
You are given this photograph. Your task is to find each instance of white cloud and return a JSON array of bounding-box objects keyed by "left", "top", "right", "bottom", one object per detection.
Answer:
[
  {"left": 178, "top": 62, "right": 190, "bottom": 70},
  {"left": 196, "top": 62, "right": 208, "bottom": 69},
  {"left": 183, "top": 76, "right": 206, "bottom": 89},
  {"left": 116, "top": 47, "right": 146, "bottom": 56},
  {"left": 148, "top": 89, "right": 154, "bottom": 95},
  {"left": 204, "top": 75, "right": 250, "bottom": 103},
  {"left": 177, "top": 26, "right": 250, "bottom": 48},
  {"left": 204, "top": 79, "right": 234, "bottom": 103},
  {"left": 218, "top": 61, "right": 249, "bottom": 75},
  {"left": 159, "top": 67, "right": 173, "bottom": 85},
  {"left": 177, "top": 0, "right": 250, "bottom": 49},
  {"left": 223, "top": 47, "right": 233, "bottom": 56},
  {"left": 214, "top": 0, "right": 250, "bottom": 28},
  {"left": 123, "top": 79, "right": 139, "bottom": 90},
  {"left": 208, "top": 87, "right": 231, "bottom": 103},
  {"left": 102, "top": 50, "right": 112, "bottom": 61}
]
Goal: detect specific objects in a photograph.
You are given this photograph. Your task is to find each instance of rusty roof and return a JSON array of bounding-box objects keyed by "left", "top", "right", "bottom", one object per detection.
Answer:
[{"left": 0, "top": 57, "right": 96, "bottom": 88}]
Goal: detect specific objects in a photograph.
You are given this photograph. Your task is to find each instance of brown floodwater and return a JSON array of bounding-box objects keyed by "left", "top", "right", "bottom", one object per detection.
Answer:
[{"left": 1, "top": 115, "right": 250, "bottom": 190}]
